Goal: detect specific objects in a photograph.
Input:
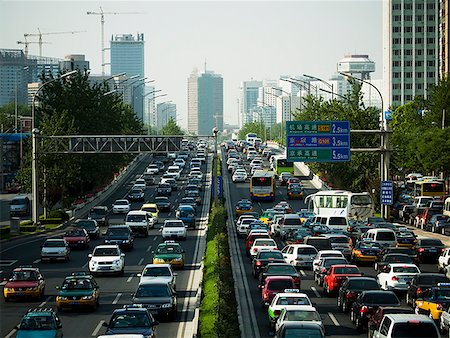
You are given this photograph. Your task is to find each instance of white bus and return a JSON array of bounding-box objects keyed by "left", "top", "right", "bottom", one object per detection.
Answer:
[
  {"left": 250, "top": 170, "right": 276, "bottom": 201},
  {"left": 305, "top": 190, "right": 374, "bottom": 220},
  {"left": 444, "top": 197, "right": 450, "bottom": 218},
  {"left": 246, "top": 133, "right": 257, "bottom": 144}
]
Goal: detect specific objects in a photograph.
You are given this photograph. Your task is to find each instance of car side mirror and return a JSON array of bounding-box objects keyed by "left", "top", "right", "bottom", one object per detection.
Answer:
[
  {"left": 55, "top": 286, "right": 60, "bottom": 290},
  {"left": 137, "top": 273, "right": 142, "bottom": 277},
  {"left": 131, "top": 292, "right": 135, "bottom": 297},
  {"left": 121, "top": 253, "right": 125, "bottom": 257},
  {"left": 174, "top": 273, "right": 178, "bottom": 276},
  {"left": 57, "top": 323, "right": 63, "bottom": 329},
  {"left": 88, "top": 254, "right": 92, "bottom": 258}
]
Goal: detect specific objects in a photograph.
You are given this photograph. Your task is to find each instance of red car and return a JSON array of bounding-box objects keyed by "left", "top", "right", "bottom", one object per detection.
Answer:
[
  {"left": 245, "top": 232, "right": 270, "bottom": 256},
  {"left": 63, "top": 228, "right": 90, "bottom": 249},
  {"left": 3, "top": 266, "right": 46, "bottom": 301},
  {"left": 261, "top": 275, "right": 296, "bottom": 307},
  {"left": 323, "top": 264, "right": 362, "bottom": 296}
]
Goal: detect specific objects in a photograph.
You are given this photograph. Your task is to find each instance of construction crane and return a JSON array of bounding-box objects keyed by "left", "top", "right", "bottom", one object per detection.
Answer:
[
  {"left": 17, "top": 40, "right": 51, "bottom": 57},
  {"left": 23, "top": 29, "right": 86, "bottom": 57},
  {"left": 87, "top": 7, "right": 142, "bottom": 76}
]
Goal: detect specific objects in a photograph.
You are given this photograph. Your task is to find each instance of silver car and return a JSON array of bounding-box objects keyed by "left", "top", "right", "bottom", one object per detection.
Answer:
[{"left": 41, "top": 238, "right": 70, "bottom": 262}]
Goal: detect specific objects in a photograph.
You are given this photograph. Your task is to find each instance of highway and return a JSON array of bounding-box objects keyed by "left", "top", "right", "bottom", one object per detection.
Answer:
[{"left": 0, "top": 153, "right": 210, "bottom": 338}]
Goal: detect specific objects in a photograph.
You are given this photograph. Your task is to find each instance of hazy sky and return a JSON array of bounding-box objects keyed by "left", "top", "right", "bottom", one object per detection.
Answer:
[{"left": 1, "top": 0, "right": 382, "bottom": 129}]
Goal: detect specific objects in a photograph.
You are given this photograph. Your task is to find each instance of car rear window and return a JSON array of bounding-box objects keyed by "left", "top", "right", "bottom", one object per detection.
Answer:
[
  {"left": 307, "top": 239, "right": 332, "bottom": 250},
  {"left": 391, "top": 322, "right": 439, "bottom": 338},
  {"left": 421, "top": 239, "right": 443, "bottom": 246},
  {"left": 297, "top": 247, "right": 318, "bottom": 255},
  {"left": 329, "top": 236, "right": 350, "bottom": 243},
  {"left": 254, "top": 240, "right": 276, "bottom": 247},
  {"left": 418, "top": 275, "right": 449, "bottom": 285},
  {"left": 259, "top": 251, "right": 284, "bottom": 260},
  {"left": 323, "top": 258, "right": 348, "bottom": 267},
  {"left": 392, "top": 266, "right": 419, "bottom": 273},
  {"left": 348, "top": 279, "right": 379, "bottom": 290},
  {"left": 284, "top": 218, "right": 301, "bottom": 225},
  {"left": 364, "top": 292, "right": 399, "bottom": 305},
  {"left": 329, "top": 217, "right": 347, "bottom": 225},
  {"left": 267, "top": 279, "right": 294, "bottom": 291},
  {"left": 267, "top": 265, "right": 296, "bottom": 274},
  {"left": 276, "top": 296, "right": 311, "bottom": 306},
  {"left": 376, "top": 232, "right": 396, "bottom": 240},
  {"left": 334, "top": 267, "right": 359, "bottom": 274}
]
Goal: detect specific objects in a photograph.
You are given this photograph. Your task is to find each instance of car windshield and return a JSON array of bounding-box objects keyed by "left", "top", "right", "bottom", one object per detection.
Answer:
[
  {"left": 329, "top": 217, "right": 347, "bottom": 225},
  {"left": 11, "top": 271, "right": 38, "bottom": 281},
  {"left": 157, "top": 245, "right": 182, "bottom": 254},
  {"left": 392, "top": 266, "right": 419, "bottom": 273},
  {"left": 323, "top": 259, "right": 347, "bottom": 267},
  {"left": 364, "top": 292, "right": 399, "bottom": 305},
  {"left": 115, "top": 201, "right": 128, "bottom": 206},
  {"left": 65, "top": 230, "right": 85, "bottom": 237},
  {"left": 285, "top": 310, "right": 321, "bottom": 322},
  {"left": 43, "top": 241, "right": 65, "bottom": 247},
  {"left": 106, "top": 228, "right": 129, "bottom": 236},
  {"left": 142, "top": 207, "right": 157, "bottom": 213},
  {"left": 259, "top": 251, "right": 284, "bottom": 260},
  {"left": 267, "top": 265, "right": 296, "bottom": 274},
  {"left": 143, "top": 267, "right": 171, "bottom": 277},
  {"left": 329, "top": 236, "right": 349, "bottom": 243},
  {"left": 93, "top": 248, "right": 120, "bottom": 256},
  {"left": 334, "top": 267, "right": 359, "bottom": 274},
  {"left": 385, "top": 255, "right": 411, "bottom": 263},
  {"left": 76, "top": 221, "right": 96, "bottom": 229},
  {"left": 267, "top": 279, "right": 294, "bottom": 291},
  {"left": 135, "top": 284, "right": 170, "bottom": 297},
  {"left": 155, "top": 198, "right": 168, "bottom": 203},
  {"left": 90, "top": 208, "right": 107, "bottom": 216},
  {"left": 348, "top": 279, "right": 379, "bottom": 290},
  {"left": 391, "top": 322, "right": 439, "bottom": 338},
  {"left": 126, "top": 215, "right": 146, "bottom": 222},
  {"left": 283, "top": 328, "right": 323, "bottom": 338},
  {"left": 11, "top": 198, "right": 27, "bottom": 205},
  {"left": 61, "top": 278, "right": 92, "bottom": 290},
  {"left": 20, "top": 315, "right": 56, "bottom": 330},
  {"left": 164, "top": 222, "right": 184, "bottom": 228},
  {"left": 130, "top": 189, "right": 142, "bottom": 194},
  {"left": 110, "top": 313, "right": 151, "bottom": 328},
  {"left": 377, "top": 232, "right": 396, "bottom": 240},
  {"left": 421, "top": 239, "right": 443, "bottom": 246},
  {"left": 276, "top": 296, "right": 311, "bottom": 306}
]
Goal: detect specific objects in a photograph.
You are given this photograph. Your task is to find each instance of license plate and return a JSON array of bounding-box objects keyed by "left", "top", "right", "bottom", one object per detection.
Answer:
[
  {"left": 70, "top": 302, "right": 79, "bottom": 305},
  {"left": 99, "top": 266, "right": 111, "bottom": 270},
  {"left": 429, "top": 249, "right": 437, "bottom": 252},
  {"left": 403, "top": 278, "right": 412, "bottom": 283},
  {"left": 15, "top": 292, "right": 24, "bottom": 296}
]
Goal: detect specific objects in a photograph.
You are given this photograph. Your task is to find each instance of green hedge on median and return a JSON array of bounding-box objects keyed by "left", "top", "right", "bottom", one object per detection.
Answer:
[
  {"left": 19, "top": 224, "right": 37, "bottom": 232},
  {"left": 199, "top": 203, "right": 240, "bottom": 338},
  {"left": 0, "top": 226, "right": 11, "bottom": 238}
]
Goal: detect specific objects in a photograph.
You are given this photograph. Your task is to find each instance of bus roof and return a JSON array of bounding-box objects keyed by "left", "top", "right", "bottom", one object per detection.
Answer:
[
  {"left": 414, "top": 180, "right": 444, "bottom": 185},
  {"left": 252, "top": 170, "right": 275, "bottom": 178},
  {"left": 306, "top": 190, "right": 370, "bottom": 197}
]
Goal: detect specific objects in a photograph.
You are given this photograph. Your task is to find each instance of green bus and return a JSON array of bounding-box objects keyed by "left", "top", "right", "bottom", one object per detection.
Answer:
[{"left": 272, "top": 156, "right": 294, "bottom": 175}]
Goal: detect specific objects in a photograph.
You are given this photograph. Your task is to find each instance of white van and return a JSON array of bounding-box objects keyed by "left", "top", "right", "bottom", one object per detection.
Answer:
[
  {"left": 125, "top": 210, "right": 151, "bottom": 236},
  {"left": 414, "top": 196, "right": 434, "bottom": 208},
  {"left": 279, "top": 214, "right": 303, "bottom": 239},
  {"left": 166, "top": 165, "right": 181, "bottom": 180},
  {"left": 362, "top": 228, "right": 397, "bottom": 247},
  {"left": 311, "top": 215, "right": 348, "bottom": 232}
]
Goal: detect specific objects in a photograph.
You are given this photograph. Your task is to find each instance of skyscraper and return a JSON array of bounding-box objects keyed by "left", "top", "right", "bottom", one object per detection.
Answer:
[
  {"left": 59, "top": 54, "right": 90, "bottom": 73},
  {"left": 240, "top": 80, "right": 262, "bottom": 127},
  {"left": 110, "top": 33, "right": 145, "bottom": 120},
  {"left": 157, "top": 102, "right": 177, "bottom": 130},
  {"left": 383, "top": 0, "right": 440, "bottom": 109},
  {"left": 442, "top": 0, "right": 449, "bottom": 76},
  {"left": 187, "top": 69, "right": 199, "bottom": 134}
]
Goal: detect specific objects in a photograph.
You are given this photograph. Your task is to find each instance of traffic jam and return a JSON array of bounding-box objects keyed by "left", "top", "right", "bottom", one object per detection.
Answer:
[{"left": 225, "top": 135, "right": 450, "bottom": 338}]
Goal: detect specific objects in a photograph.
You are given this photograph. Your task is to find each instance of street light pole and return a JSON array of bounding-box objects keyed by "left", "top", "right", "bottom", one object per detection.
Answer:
[{"left": 303, "top": 74, "right": 334, "bottom": 100}]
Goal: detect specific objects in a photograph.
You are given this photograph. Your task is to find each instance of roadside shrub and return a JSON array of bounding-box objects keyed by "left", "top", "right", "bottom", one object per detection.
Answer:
[
  {"left": 38, "top": 217, "right": 63, "bottom": 225},
  {"left": 20, "top": 220, "right": 34, "bottom": 226},
  {"left": 47, "top": 209, "right": 70, "bottom": 221},
  {"left": 20, "top": 224, "right": 37, "bottom": 232},
  {"left": 0, "top": 226, "right": 11, "bottom": 237}
]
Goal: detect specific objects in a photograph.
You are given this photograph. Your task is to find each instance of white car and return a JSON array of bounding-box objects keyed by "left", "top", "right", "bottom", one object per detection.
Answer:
[
  {"left": 166, "top": 165, "right": 181, "bottom": 180},
  {"left": 227, "top": 157, "right": 239, "bottom": 165},
  {"left": 267, "top": 291, "right": 312, "bottom": 330},
  {"left": 134, "top": 178, "right": 147, "bottom": 190},
  {"left": 137, "top": 263, "right": 177, "bottom": 290},
  {"left": 312, "top": 250, "right": 345, "bottom": 274},
  {"left": 88, "top": 245, "right": 125, "bottom": 275},
  {"left": 41, "top": 238, "right": 70, "bottom": 262},
  {"left": 281, "top": 244, "right": 318, "bottom": 269},
  {"left": 189, "top": 169, "right": 203, "bottom": 180},
  {"left": 438, "top": 248, "right": 450, "bottom": 273},
  {"left": 247, "top": 151, "right": 258, "bottom": 161},
  {"left": 147, "top": 164, "right": 159, "bottom": 174},
  {"left": 173, "top": 158, "right": 185, "bottom": 169},
  {"left": 112, "top": 199, "right": 131, "bottom": 214},
  {"left": 249, "top": 238, "right": 278, "bottom": 259},
  {"left": 236, "top": 218, "right": 257, "bottom": 237},
  {"left": 275, "top": 305, "right": 324, "bottom": 333},
  {"left": 161, "top": 220, "right": 187, "bottom": 240},
  {"left": 250, "top": 159, "right": 263, "bottom": 168},
  {"left": 377, "top": 263, "right": 421, "bottom": 291},
  {"left": 232, "top": 171, "right": 247, "bottom": 183}
]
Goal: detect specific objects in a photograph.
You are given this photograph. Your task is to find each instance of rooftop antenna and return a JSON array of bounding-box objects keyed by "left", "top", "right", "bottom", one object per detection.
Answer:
[{"left": 204, "top": 59, "right": 207, "bottom": 73}]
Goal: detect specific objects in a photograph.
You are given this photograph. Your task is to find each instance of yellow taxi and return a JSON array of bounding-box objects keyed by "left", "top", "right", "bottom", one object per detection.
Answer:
[
  {"left": 56, "top": 272, "right": 100, "bottom": 311},
  {"left": 235, "top": 199, "right": 254, "bottom": 216},
  {"left": 415, "top": 284, "right": 450, "bottom": 320},
  {"left": 141, "top": 203, "right": 159, "bottom": 224},
  {"left": 350, "top": 240, "right": 383, "bottom": 263},
  {"left": 3, "top": 266, "right": 45, "bottom": 301}
]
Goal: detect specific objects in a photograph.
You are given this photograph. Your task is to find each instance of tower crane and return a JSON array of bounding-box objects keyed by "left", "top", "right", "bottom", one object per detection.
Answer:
[
  {"left": 87, "top": 7, "right": 142, "bottom": 76},
  {"left": 23, "top": 29, "right": 86, "bottom": 57},
  {"left": 17, "top": 40, "right": 51, "bottom": 57}
]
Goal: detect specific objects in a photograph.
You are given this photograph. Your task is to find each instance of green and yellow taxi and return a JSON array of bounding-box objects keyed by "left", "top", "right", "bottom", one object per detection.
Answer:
[
  {"left": 3, "top": 266, "right": 45, "bottom": 302},
  {"left": 259, "top": 209, "right": 276, "bottom": 225},
  {"left": 287, "top": 183, "right": 304, "bottom": 199},
  {"left": 415, "top": 283, "right": 450, "bottom": 320},
  {"left": 153, "top": 241, "right": 185, "bottom": 269},
  {"left": 56, "top": 272, "right": 99, "bottom": 311},
  {"left": 141, "top": 203, "right": 159, "bottom": 224}
]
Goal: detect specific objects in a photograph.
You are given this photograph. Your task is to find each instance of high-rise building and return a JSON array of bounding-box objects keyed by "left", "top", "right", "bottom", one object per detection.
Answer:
[
  {"left": 383, "top": 0, "right": 440, "bottom": 109},
  {"left": 442, "top": 0, "right": 449, "bottom": 76},
  {"left": 110, "top": 33, "right": 145, "bottom": 120},
  {"left": 59, "top": 54, "right": 90, "bottom": 73},
  {"left": 187, "top": 68, "right": 223, "bottom": 135},
  {"left": 157, "top": 102, "right": 177, "bottom": 130},
  {"left": 239, "top": 80, "right": 262, "bottom": 127},
  {"left": 0, "top": 49, "right": 29, "bottom": 106}
]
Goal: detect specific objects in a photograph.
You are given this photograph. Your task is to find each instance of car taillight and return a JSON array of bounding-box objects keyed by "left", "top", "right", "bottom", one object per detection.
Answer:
[
  {"left": 442, "top": 248, "right": 446, "bottom": 252},
  {"left": 416, "top": 288, "right": 423, "bottom": 294},
  {"left": 437, "top": 303, "right": 443, "bottom": 310},
  {"left": 354, "top": 250, "right": 362, "bottom": 256},
  {"left": 346, "top": 291, "right": 357, "bottom": 299},
  {"left": 270, "top": 192, "right": 274, "bottom": 196},
  {"left": 274, "top": 310, "right": 280, "bottom": 316},
  {"left": 392, "top": 276, "right": 399, "bottom": 281},
  {"left": 253, "top": 248, "right": 258, "bottom": 252},
  {"left": 263, "top": 290, "right": 269, "bottom": 300},
  {"left": 360, "top": 305, "right": 369, "bottom": 313},
  {"left": 256, "top": 261, "right": 262, "bottom": 266},
  {"left": 321, "top": 268, "right": 326, "bottom": 273},
  {"left": 294, "top": 277, "right": 300, "bottom": 284},
  {"left": 418, "top": 248, "right": 425, "bottom": 252},
  {"left": 250, "top": 192, "right": 254, "bottom": 196}
]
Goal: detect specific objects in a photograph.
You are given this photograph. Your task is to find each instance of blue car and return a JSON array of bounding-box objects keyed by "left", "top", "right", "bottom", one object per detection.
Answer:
[
  {"left": 103, "top": 305, "right": 158, "bottom": 337},
  {"left": 176, "top": 205, "right": 196, "bottom": 228},
  {"left": 16, "top": 308, "right": 63, "bottom": 338}
]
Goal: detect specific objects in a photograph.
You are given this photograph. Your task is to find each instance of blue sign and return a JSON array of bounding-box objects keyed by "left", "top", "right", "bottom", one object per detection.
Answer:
[
  {"left": 384, "top": 110, "right": 393, "bottom": 121},
  {"left": 286, "top": 121, "right": 350, "bottom": 163},
  {"left": 211, "top": 176, "right": 223, "bottom": 198},
  {"left": 380, "top": 180, "right": 393, "bottom": 205}
]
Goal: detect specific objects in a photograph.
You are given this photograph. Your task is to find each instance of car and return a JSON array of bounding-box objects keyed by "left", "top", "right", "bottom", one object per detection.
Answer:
[
  {"left": 377, "top": 263, "right": 421, "bottom": 291},
  {"left": 161, "top": 220, "right": 187, "bottom": 240},
  {"left": 375, "top": 254, "right": 415, "bottom": 273},
  {"left": 141, "top": 203, "right": 159, "bottom": 224},
  {"left": 279, "top": 172, "right": 292, "bottom": 185},
  {"left": 414, "top": 283, "right": 450, "bottom": 321},
  {"left": 281, "top": 244, "right": 318, "bottom": 269},
  {"left": 142, "top": 172, "right": 156, "bottom": 186},
  {"left": 232, "top": 170, "right": 248, "bottom": 183},
  {"left": 41, "top": 238, "right": 70, "bottom": 262},
  {"left": 9, "top": 195, "right": 31, "bottom": 216},
  {"left": 395, "top": 230, "right": 418, "bottom": 248},
  {"left": 250, "top": 238, "right": 278, "bottom": 259},
  {"left": 128, "top": 187, "right": 145, "bottom": 201},
  {"left": 55, "top": 272, "right": 100, "bottom": 311},
  {"left": 367, "top": 306, "right": 415, "bottom": 338},
  {"left": 245, "top": 230, "right": 271, "bottom": 256},
  {"left": 152, "top": 241, "right": 185, "bottom": 268},
  {"left": 275, "top": 322, "right": 325, "bottom": 338},
  {"left": 267, "top": 290, "right": 312, "bottom": 330},
  {"left": 429, "top": 214, "right": 450, "bottom": 234},
  {"left": 284, "top": 228, "right": 313, "bottom": 245},
  {"left": 173, "top": 158, "right": 185, "bottom": 169},
  {"left": 337, "top": 276, "right": 380, "bottom": 313},
  {"left": 314, "top": 257, "right": 349, "bottom": 286},
  {"left": 180, "top": 197, "right": 197, "bottom": 211},
  {"left": 415, "top": 238, "right": 446, "bottom": 263},
  {"left": 378, "top": 246, "right": 420, "bottom": 265},
  {"left": 126, "top": 210, "right": 152, "bottom": 236},
  {"left": 3, "top": 266, "right": 45, "bottom": 302},
  {"left": 236, "top": 217, "right": 258, "bottom": 238},
  {"left": 104, "top": 225, "right": 134, "bottom": 251},
  {"left": 350, "top": 290, "right": 401, "bottom": 332},
  {"left": 188, "top": 177, "right": 202, "bottom": 190},
  {"left": 156, "top": 183, "right": 172, "bottom": 196},
  {"left": 154, "top": 196, "right": 171, "bottom": 212},
  {"left": 312, "top": 250, "right": 345, "bottom": 273},
  {"left": 275, "top": 305, "right": 323, "bottom": 333},
  {"left": 235, "top": 199, "right": 254, "bottom": 216},
  {"left": 15, "top": 308, "right": 63, "bottom": 338},
  {"left": 440, "top": 304, "right": 450, "bottom": 334},
  {"left": 287, "top": 183, "right": 303, "bottom": 199},
  {"left": 102, "top": 304, "right": 159, "bottom": 337},
  {"left": 247, "top": 220, "right": 269, "bottom": 235},
  {"left": 303, "top": 236, "right": 333, "bottom": 251},
  {"left": 74, "top": 219, "right": 100, "bottom": 239},
  {"left": 138, "top": 263, "right": 177, "bottom": 290},
  {"left": 147, "top": 164, "right": 159, "bottom": 174},
  {"left": 189, "top": 169, "right": 203, "bottom": 180},
  {"left": 372, "top": 313, "right": 440, "bottom": 338},
  {"left": 112, "top": 199, "right": 131, "bottom": 214},
  {"left": 406, "top": 273, "right": 450, "bottom": 307},
  {"left": 163, "top": 177, "right": 178, "bottom": 191},
  {"left": 185, "top": 184, "right": 200, "bottom": 195},
  {"left": 351, "top": 240, "right": 383, "bottom": 264},
  {"left": 259, "top": 263, "right": 301, "bottom": 290},
  {"left": 88, "top": 245, "right": 125, "bottom": 275},
  {"left": 63, "top": 228, "right": 90, "bottom": 249},
  {"left": 176, "top": 205, "right": 196, "bottom": 228},
  {"left": 132, "top": 282, "right": 177, "bottom": 320},
  {"left": 261, "top": 275, "right": 296, "bottom": 307},
  {"left": 278, "top": 214, "right": 302, "bottom": 240},
  {"left": 185, "top": 189, "right": 201, "bottom": 205},
  {"left": 323, "top": 264, "right": 362, "bottom": 296},
  {"left": 252, "top": 250, "right": 286, "bottom": 278},
  {"left": 88, "top": 206, "right": 109, "bottom": 226},
  {"left": 134, "top": 178, "right": 147, "bottom": 190}
]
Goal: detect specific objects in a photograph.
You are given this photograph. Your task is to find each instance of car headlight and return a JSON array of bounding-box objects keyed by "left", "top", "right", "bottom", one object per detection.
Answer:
[
  {"left": 113, "top": 260, "right": 121, "bottom": 265},
  {"left": 5, "top": 288, "right": 12, "bottom": 292},
  {"left": 123, "top": 240, "right": 130, "bottom": 243},
  {"left": 91, "top": 260, "right": 97, "bottom": 266},
  {"left": 173, "top": 257, "right": 182, "bottom": 261},
  {"left": 153, "top": 258, "right": 164, "bottom": 262},
  {"left": 82, "top": 295, "right": 94, "bottom": 300},
  {"left": 79, "top": 240, "right": 85, "bottom": 243},
  {"left": 162, "top": 303, "right": 172, "bottom": 308},
  {"left": 57, "top": 296, "right": 68, "bottom": 301}
]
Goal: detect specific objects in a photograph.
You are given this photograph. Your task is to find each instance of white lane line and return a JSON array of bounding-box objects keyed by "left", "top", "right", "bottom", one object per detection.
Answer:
[
  {"left": 33, "top": 259, "right": 41, "bottom": 264},
  {"left": 112, "top": 292, "right": 122, "bottom": 304},
  {"left": 175, "top": 198, "right": 178, "bottom": 203},
  {"left": 168, "top": 212, "right": 172, "bottom": 217},
  {"left": 146, "top": 245, "right": 152, "bottom": 252},
  {"left": 4, "top": 329, "right": 16, "bottom": 338},
  {"left": 138, "top": 258, "right": 144, "bottom": 265},
  {"left": 311, "top": 286, "right": 321, "bottom": 298},
  {"left": 82, "top": 261, "right": 88, "bottom": 268},
  {"left": 91, "top": 320, "right": 105, "bottom": 337},
  {"left": 127, "top": 275, "right": 134, "bottom": 283},
  {"left": 328, "top": 312, "right": 340, "bottom": 326},
  {"left": 39, "top": 296, "right": 52, "bottom": 308},
  {"left": 299, "top": 270, "right": 306, "bottom": 276},
  {"left": 153, "top": 236, "right": 157, "bottom": 241}
]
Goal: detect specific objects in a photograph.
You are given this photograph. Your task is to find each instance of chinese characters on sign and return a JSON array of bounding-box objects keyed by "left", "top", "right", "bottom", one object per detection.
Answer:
[{"left": 380, "top": 180, "right": 393, "bottom": 205}]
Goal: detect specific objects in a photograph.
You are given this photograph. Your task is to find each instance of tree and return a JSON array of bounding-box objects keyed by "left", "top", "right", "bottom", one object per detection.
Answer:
[
  {"left": 0, "top": 102, "right": 30, "bottom": 132},
  {"left": 160, "top": 117, "right": 184, "bottom": 135},
  {"left": 238, "top": 121, "right": 268, "bottom": 141}
]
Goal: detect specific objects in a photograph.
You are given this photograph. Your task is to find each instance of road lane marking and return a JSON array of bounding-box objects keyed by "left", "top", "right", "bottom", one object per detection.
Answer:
[
  {"left": 138, "top": 258, "right": 144, "bottom": 265},
  {"left": 82, "top": 261, "right": 88, "bottom": 268},
  {"left": 91, "top": 320, "right": 105, "bottom": 337},
  {"left": 39, "top": 296, "right": 52, "bottom": 308},
  {"left": 0, "top": 260, "right": 18, "bottom": 267},
  {"left": 168, "top": 212, "right": 172, "bottom": 217},
  {"left": 33, "top": 259, "right": 41, "bottom": 264},
  {"left": 311, "top": 286, "right": 321, "bottom": 298},
  {"left": 153, "top": 236, "right": 158, "bottom": 241},
  {"left": 328, "top": 312, "right": 340, "bottom": 326},
  {"left": 4, "top": 329, "right": 16, "bottom": 338},
  {"left": 299, "top": 270, "right": 306, "bottom": 276},
  {"left": 175, "top": 198, "right": 178, "bottom": 203},
  {"left": 112, "top": 293, "right": 122, "bottom": 304},
  {"left": 127, "top": 275, "right": 134, "bottom": 283},
  {"left": 146, "top": 245, "right": 152, "bottom": 252}
]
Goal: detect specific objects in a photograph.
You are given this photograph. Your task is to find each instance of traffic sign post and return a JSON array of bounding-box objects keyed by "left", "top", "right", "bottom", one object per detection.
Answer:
[
  {"left": 380, "top": 180, "right": 393, "bottom": 205},
  {"left": 286, "top": 121, "right": 351, "bottom": 163}
]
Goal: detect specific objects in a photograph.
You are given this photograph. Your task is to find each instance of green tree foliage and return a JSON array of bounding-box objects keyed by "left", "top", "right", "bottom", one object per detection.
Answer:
[
  {"left": 159, "top": 117, "right": 184, "bottom": 135},
  {"left": 0, "top": 102, "right": 30, "bottom": 132},
  {"left": 238, "top": 121, "right": 269, "bottom": 141}
]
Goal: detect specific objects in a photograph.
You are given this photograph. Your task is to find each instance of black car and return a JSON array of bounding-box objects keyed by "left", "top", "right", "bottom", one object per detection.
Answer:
[
  {"left": 184, "top": 185, "right": 199, "bottom": 195},
  {"left": 103, "top": 304, "right": 159, "bottom": 337},
  {"left": 367, "top": 306, "right": 414, "bottom": 338},
  {"left": 88, "top": 206, "right": 109, "bottom": 226},
  {"left": 156, "top": 183, "right": 172, "bottom": 196},
  {"left": 104, "top": 225, "right": 134, "bottom": 251},
  {"left": 251, "top": 250, "right": 285, "bottom": 279},
  {"left": 258, "top": 263, "right": 301, "bottom": 290},
  {"left": 377, "top": 246, "right": 419, "bottom": 265},
  {"left": 374, "top": 254, "right": 414, "bottom": 273},
  {"left": 415, "top": 238, "right": 445, "bottom": 263},
  {"left": 350, "top": 290, "right": 400, "bottom": 332},
  {"left": 164, "top": 178, "right": 178, "bottom": 191},
  {"left": 74, "top": 219, "right": 100, "bottom": 239},
  {"left": 154, "top": 196, "right": 171, "bottom": 212},
  {"left": 399, "top": 204, "right": 416, "bottom": 224},
  {"left": 132, "top": 282, "right": 177, "bottom": 320},
  {"left": 406, "top": 273, "right": 450, "bottom": 306},
  {"left": 188, "top": 178, "right": 202, "bottom": 191},
  {"left": 337, "top": 277, "right": 380, "bottom": 313},
  {"left": 128, "top": 188, "right": 145, "bottom": 202}
]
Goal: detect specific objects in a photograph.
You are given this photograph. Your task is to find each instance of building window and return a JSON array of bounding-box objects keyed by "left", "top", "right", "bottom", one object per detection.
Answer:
[
  {"left": 417, "top": 72, "right": 424, "bottom": 78},
  {"left": 405, "top": 49, "right": 412, "bottom": 55},
  {"left": 427, "top": 49, "right": 435, "bottom": 55},
  {"left": 393, "top": 72, "right": 401, "bottom": 78},
  {"left": 393, "top": 83, "right": 401, "bottom": 89},
  {"left": 417, "top": 49, "right": 423, "bottom": 56},
  {"left": 427, "top": 72, "right": 435, "bottom": 78},
  {"left": 417, "top": 15, "right": 423, "bottom": 21},
  {"left": 393, "top": 95, "right": 401, "bottom": 101},
  {"left": 404, "top": 26, "right": 412, "bottom": 33},
  {"left": 427, "top": 3, "right": 435, "bottom": 10},
  {"left": 416, "top": 26, "right": 423, "bottom": 33},
  {"left": 416, "top": 60, "right": 424, "bottom": 67},
  {"left": 393, "top": 61, "right": 401, "bottom": 67},
  {"left": 394, "top": 15, "right": 401, "bottom": 21},
  {"left": 404, "top": 37, "right": 412, "bottom": 44},
  {"left": 404, "top": 15, "right": 413, "bottom": 21},
  {"left": 405, "top": 60, "right": 412, "bottom": 67},
  {"left": 405, "top": 83, "right": 413, "bottom": 90},
  {"left": 415, "top": 37, "right": 423, "bottom": 44},
  {"left": 427, "top": 60, "right": 435, "bottom": 67},
  {"left": 394, "top": 27, "right": 400, "bottom": 33},
  {"left": 427, "top": 15, "right": 435, "bottom": 21},
  {"left": 393, "top": 3, "right": 401, "bottom": 10},
  {"left": 427, "top": 26, "right": 436, "bottom": 33},
  {"left": 394, "top": 49, "right": 401, "bottom": 56},
  {"left": 406, "top": 95, "right": 413, "bottom": 101},
  {"left": 416, "top": 3, "right": 423, "bottom": 10},
  {"left": 404, "top": 3, "right": 412, "bottom": 10},
  {"left": 405, "top": 72, "right": 412, "bottom": 78},
  {"left": 427, "top": 37, "right": 435, "bottom": 44},
  {"left": 393, "top": 38, "right": 400, "bottom": 44},
  {"left": 417, "top": 83, "right": 423, "bottom": 90}
]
